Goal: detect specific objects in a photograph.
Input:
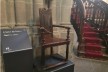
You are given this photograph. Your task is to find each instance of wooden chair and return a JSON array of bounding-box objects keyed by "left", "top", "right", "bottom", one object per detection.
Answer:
[{"left": 38, "top": 8, "right": 70, "bottom": 70}]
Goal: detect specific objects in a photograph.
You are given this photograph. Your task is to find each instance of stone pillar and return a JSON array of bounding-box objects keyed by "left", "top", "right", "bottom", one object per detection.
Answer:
[
  {"left": 55, "top": 0, "right": 74, "bottom": 58},
  {"left": 26, "top": 0, "right": 34, "bottom": 25},
  {"left": 15, "top": 0, "right": 26, "bottom": 25},
  {"left": 61, "top": 0, "right": 73, "bottom": 24},
  {"left": 33, "top": 0, "right": 44, "bottom": 24},
  {"left": 51, "top": 0, "right": 57, "bottom": 24},
  {"left": 1, "top": 0, "right": 8, "bottom": 27},
  {"left": 6, "top": 0, "right": 16, "bottom": 28},
  {"left": 56, "top": 0, "right": 73, "bottom": 24}
]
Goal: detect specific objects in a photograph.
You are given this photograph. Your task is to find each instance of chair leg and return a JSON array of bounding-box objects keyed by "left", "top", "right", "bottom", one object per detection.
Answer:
[
  {"left": 66, "top": 43, "right": 69, "bottom": 60},
  {"left": 50, "top": 47, "right": 53, "bottom": 56},
  {"left": 41, "top": 48, "right": 45, "bottom": 66}
]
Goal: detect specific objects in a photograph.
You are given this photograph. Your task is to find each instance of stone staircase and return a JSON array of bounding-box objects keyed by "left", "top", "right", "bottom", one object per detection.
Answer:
[
  {"left": 71, "top": 0, "right": 108, "bottom": 60},
  {"left": 78, "top": 22, "right": 108, "bottom": 60}
]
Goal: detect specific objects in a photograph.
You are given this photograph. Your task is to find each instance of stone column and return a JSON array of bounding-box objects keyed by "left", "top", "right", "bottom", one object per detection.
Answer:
[
  {"left": 33, "top": 0, "right": 44, "bottom": 24},
  {"left": 1, "top": 0, "right": 8, "bottom": 27},
  {"left": 15, "top": 0, "right": 26, "bottom": 25},
  {"left": 51, "top": 0, "right": 57, "bottom": 24},
  {"left": 6, "top": 0, "right": 16, "bottom": 28},
  {"left": 61, "top": 0, "right": 73, "bottom": 24},
  {"left": 56, "top": 0, "right": 74, "bottom": 58},
  {"left": 26, "top": 0, "right": 34, "bottom": 25}
]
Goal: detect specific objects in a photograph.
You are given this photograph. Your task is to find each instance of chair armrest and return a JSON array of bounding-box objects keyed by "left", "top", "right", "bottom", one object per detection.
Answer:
[
  {"left": 53, "top": 25, "right": 70, "bottom": 40},
  {"left": 52, "top": 25, "right": 70, "bottom": 29},
  {"left": 40, "top": 27, "right": 52, "bottom": 34}
]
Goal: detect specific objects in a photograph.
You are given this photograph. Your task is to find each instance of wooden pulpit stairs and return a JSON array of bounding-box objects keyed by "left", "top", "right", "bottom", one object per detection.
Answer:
[{"left": 71, "top": 0, "right": 108, "bottom": 60}]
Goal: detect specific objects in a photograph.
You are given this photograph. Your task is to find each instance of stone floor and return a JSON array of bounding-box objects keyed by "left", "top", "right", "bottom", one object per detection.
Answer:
[
  {"left": 1, "top": 51, "right": 108, "bottom": 72},
  {"left": 71, "top": 53, "right": 108, "bottom": 72}
]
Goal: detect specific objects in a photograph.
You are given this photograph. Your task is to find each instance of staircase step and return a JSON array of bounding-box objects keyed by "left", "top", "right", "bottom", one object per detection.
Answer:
[
  {"left": 84, "top": 37, "right": 102, "bottom": 44},
  {"left": 85, "top": 43, "right": 106, "bottom": 48},
  {"left": 83, "top": 32, "right": 99, "bottom": 37},
  {"left": 78, "top": 51, "right": 108, "bottom": 60},
  {"left": 79, "top": 43, "right": 106, "bottom": 53},
  {"left": 85, "top": 51, "right": 103, "bottom": 58},
  {"left": 83, "top": 27, "right": 96, "bottom": 32},
  {"left": 84, "top": 22, "right": 91, "bottom": 28},
  {"left": 85, "top": 44, "right": 104, "bottom": 51}
]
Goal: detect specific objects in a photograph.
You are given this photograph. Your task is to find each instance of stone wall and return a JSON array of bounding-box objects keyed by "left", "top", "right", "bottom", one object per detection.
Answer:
[{"left": 1, "top": 0, "right": 73, "bottom": 27}]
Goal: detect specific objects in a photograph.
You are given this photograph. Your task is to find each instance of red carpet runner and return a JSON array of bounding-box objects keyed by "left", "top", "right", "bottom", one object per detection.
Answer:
[{"left": 82, "top": 22, "right": 104, "bottom": 58}]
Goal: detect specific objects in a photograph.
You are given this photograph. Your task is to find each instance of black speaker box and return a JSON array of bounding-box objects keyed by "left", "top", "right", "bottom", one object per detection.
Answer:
[{"left": 1, "top": 28, "right": 33, "bottom": 72}]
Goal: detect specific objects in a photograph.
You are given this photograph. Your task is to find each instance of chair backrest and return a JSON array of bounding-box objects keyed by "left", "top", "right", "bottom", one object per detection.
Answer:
[
  {"left": 39, "top": 8, "right": 53, "bottom": 32},
  {"left": 39, "top": 8, "right": 53, "bottom": 40}
]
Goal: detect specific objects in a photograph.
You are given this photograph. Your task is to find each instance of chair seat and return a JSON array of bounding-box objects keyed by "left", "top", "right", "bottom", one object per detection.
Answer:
[{"left": 43, "top": 37, "right": 70, "bottom": 47}]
